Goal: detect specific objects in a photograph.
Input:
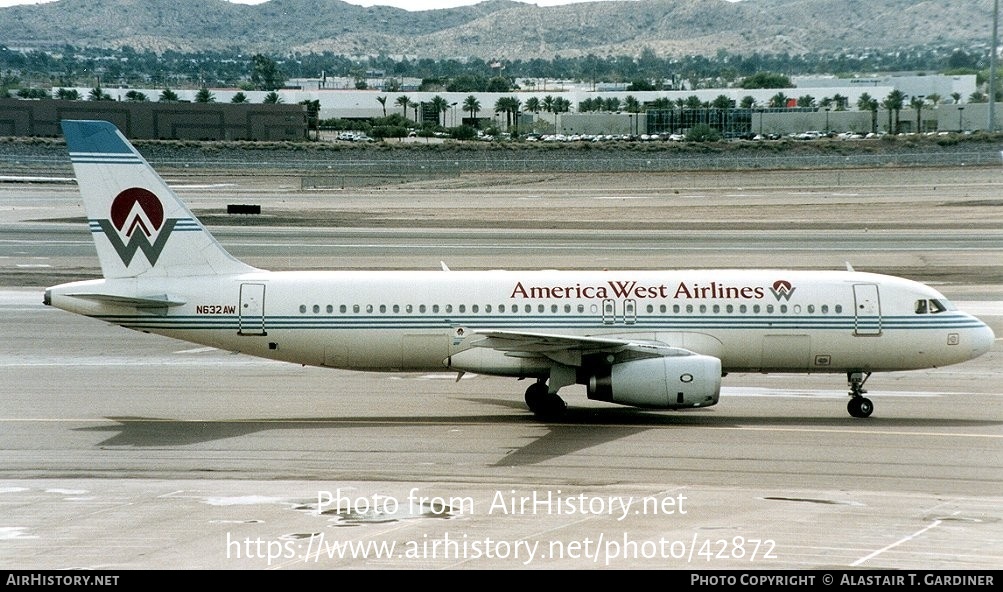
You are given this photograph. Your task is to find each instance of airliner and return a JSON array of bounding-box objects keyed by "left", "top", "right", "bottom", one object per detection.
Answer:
[{"left": 44, "top": 120, "right": 995, "bottom": 419}]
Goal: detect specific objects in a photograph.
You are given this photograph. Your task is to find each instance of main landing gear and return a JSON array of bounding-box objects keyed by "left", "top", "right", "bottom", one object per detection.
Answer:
[
  {"left": 525, "top": 380, "right": 567, "bottom": 420},
  {"left": 846, "top": 371, "right": 874, "bottom": 418}
]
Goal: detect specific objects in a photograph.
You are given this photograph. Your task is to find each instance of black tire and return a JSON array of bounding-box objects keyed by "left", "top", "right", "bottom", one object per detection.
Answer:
[
  {"left": 533, "top": 394, "right": 567, "bottom": 421},
  {"left": 524, "top": 383, "right": 547, "bottom": 412},
  {"left": 847, "top": 397, "right": 873, "bottom": 418}
]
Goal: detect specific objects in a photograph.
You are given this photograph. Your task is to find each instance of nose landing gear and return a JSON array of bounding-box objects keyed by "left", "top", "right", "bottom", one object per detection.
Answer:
[{"left": 846, "top": 371, "right": 874, "bottom": 418}]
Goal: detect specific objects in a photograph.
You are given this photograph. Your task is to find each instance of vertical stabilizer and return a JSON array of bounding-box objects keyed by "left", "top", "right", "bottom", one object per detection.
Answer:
[{"left": 61, "top": 120, "right": 257, "bottom": 278}]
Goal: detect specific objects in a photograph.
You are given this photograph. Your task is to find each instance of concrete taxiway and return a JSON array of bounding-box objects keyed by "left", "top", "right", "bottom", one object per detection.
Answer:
[{"left": 1, "top": 167, "right": 1002, "bottom": 569}]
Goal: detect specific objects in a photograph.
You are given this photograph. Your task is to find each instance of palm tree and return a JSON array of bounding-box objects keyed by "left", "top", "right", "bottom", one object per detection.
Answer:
[
  {"left": 649, "top": 98, "right": 672, "bottom": 110},
  {"left": 263, "top": 92, "right": 282, "bottom": 104},
  {"left": 55, "top": 88, "right": 80, "bottom": 100},
  {"left": 910, "top": 96, "right": 925, "bottom": 133},
  {"left": 376, "top": 95, "right": 387, "bottom": 117},
  {"left": 395, "top": 95, "right": 411, "bottom": 119},
  {"left": 195, "top": 87, "right": 216, "bottom": 103},
  {"left": 524, "top": 97, "right": 540, "bottom": 115},
  {"left": 711, "top": 95, "right": 731, "bottom": 109},
  {"left": 769, "top": 92, "right": 788, "bottom": 109},
  {"left": 857, "top": 93, "right": 879, "bottom": 134},
  {"left": 494, "top": 97, "right": 512, "bottom": 129},
  {"left": 624, "top": 95, "right": 641, "bottom": 113},
  {"left": 541, "top": 95, "right": 555, "bottom": 115},
  {"left": 88, "top": 86, "right": 111, "bottom": 101},
  {"left": 230, "top": 92, "right": 249, "bottom": 104},
  {"left": 463, "top": 95, "right": 481, "bottom": 124},
  {"left": 494, "top": 96, "right": 521, "bottom": 131},
  {"left": 124, "top": 90, "right": 148, "bottom": 102},
  {"left": 539, "top": 95, "right": 555, "bottom": 129},
  {"left": 552, "top": 97, "right": 571, "bottom": 130},
  {"left": 159, "top": 88, "right": 179, "bottom": 102},
  {"left": 882, "top": 89, "right": 905, "bottom": 134},
  {"left": 430, "top": 95, "right": 449, "bottom": 126}
]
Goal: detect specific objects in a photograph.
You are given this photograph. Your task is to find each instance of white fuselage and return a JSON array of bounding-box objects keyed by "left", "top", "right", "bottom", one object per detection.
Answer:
[{"left": 46, "top": 268, "right": 994, "bottom": 377}]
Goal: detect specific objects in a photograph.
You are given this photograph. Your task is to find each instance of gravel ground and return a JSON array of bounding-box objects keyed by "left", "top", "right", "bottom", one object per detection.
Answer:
[{"left": 3, "top": 133, "right": 1003, "bottom": 176}]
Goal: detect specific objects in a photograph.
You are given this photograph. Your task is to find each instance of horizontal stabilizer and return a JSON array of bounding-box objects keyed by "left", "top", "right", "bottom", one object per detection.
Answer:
[{"left": 64, "top": 292, "right": 187, "bottom": 308}]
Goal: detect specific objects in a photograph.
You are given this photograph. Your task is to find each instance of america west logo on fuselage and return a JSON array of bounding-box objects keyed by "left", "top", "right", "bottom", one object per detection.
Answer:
[
  {"left": 770, "top": 279, "right": 796, "bottom": 301},
  {"left": 96, "top": 188, "right": 179, "bottom": 266}
]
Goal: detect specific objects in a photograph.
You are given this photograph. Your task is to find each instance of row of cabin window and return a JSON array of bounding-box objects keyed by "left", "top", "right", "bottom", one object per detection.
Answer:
[
  {"left": 655, "top": 303, "right": 844, "bottom": 315},
  {"left": 297, "top": 302, "right": 846, "bottom": 315},
  {"left": 300, "top": 303, "right": 592, "bottom": 314}
]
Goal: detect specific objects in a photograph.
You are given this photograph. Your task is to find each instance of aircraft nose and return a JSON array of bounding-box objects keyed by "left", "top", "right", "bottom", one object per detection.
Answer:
[{"left": 972, "top": 321, "right": 995, "bottom": 357}]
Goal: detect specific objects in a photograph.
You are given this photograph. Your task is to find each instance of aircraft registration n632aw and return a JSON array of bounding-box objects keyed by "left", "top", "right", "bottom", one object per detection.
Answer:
[{"left": 45, "top": 120, "right": 995, "bottom": 419}]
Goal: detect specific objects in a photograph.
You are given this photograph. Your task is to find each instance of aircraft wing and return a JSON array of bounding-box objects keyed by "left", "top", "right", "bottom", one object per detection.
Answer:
[{"left": 471, "top": 329, "right": 696, "bottom": 367}]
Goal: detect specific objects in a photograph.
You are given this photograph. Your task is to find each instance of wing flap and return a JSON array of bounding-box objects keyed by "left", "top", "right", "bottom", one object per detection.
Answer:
[{"left": 471, "top": 329, "right": 695, "bottom": 366}]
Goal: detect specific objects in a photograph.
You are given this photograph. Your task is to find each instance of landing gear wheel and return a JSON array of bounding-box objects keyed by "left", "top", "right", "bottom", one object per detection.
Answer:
[
  {"left": 534, "top": 394, "right": 567, "bottom": 421},
  {"left": 846, "top": 371, "right": 874, "bottom": 418},
  {"left": 847, "top": 397, "right": 874, "bottom": 418},
  {"left": 524, "top": 382, "right": 566, "bottom": 420},
  {"left": 524, "top": 382, "right": 548, "bottom": 413}
]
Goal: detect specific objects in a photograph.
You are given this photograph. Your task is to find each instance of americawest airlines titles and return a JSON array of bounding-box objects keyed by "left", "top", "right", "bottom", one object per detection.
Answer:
[{"left": 510, "top": 280, "right": 770, "bottom": 300}]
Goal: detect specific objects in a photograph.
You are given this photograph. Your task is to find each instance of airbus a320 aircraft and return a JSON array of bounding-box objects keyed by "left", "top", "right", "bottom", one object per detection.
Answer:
[{"left": 45, "top": 120, "right": 995, "bottom": 419}]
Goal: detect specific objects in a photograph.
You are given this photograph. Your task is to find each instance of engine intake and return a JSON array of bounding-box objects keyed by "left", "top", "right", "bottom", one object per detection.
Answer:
[{"left": 587, "top": 355, "right": 721, "bottom": 409}]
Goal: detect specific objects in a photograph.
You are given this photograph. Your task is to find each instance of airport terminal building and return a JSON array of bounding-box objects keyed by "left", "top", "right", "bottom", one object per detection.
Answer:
[{"left": 0, "top": 98, "right": 308, "bottom": 140}]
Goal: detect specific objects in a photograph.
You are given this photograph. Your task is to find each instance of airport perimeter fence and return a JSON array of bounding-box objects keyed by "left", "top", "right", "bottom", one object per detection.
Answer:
[
  {"left": 2, "top": 146, "right": 1001, "bottom": 179},
  {"left": 274, "top": 149, "right": 1001, "bottom": 175}
]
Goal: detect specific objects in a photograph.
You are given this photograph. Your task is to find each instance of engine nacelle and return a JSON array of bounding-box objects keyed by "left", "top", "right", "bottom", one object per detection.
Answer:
[{"left": 587, "top": 355, "right": 721, "bottom": 409}]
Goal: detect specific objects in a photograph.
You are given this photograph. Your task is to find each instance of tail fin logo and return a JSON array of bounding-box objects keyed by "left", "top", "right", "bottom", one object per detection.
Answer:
[
  {"left": 770, "top": 279, "right": 796, "bottom": 301},
  {"left": 97, "top": 188, "right": 178, "bottom": 267}
]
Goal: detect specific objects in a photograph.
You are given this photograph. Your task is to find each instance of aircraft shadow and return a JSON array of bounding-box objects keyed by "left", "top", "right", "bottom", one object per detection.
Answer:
[{"left": 73, "top": 401, "right": 1003, "bottom": 468}]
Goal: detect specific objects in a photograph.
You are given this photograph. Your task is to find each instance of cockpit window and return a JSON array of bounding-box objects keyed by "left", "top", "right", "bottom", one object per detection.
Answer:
[{"left": 915, "top": 299, "right": 951, "bottom": 314}]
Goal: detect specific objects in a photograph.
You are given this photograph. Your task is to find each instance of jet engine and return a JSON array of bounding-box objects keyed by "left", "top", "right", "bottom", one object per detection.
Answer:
[{"left": 586, "top": 355, "right": 721, "bottom": 409}]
